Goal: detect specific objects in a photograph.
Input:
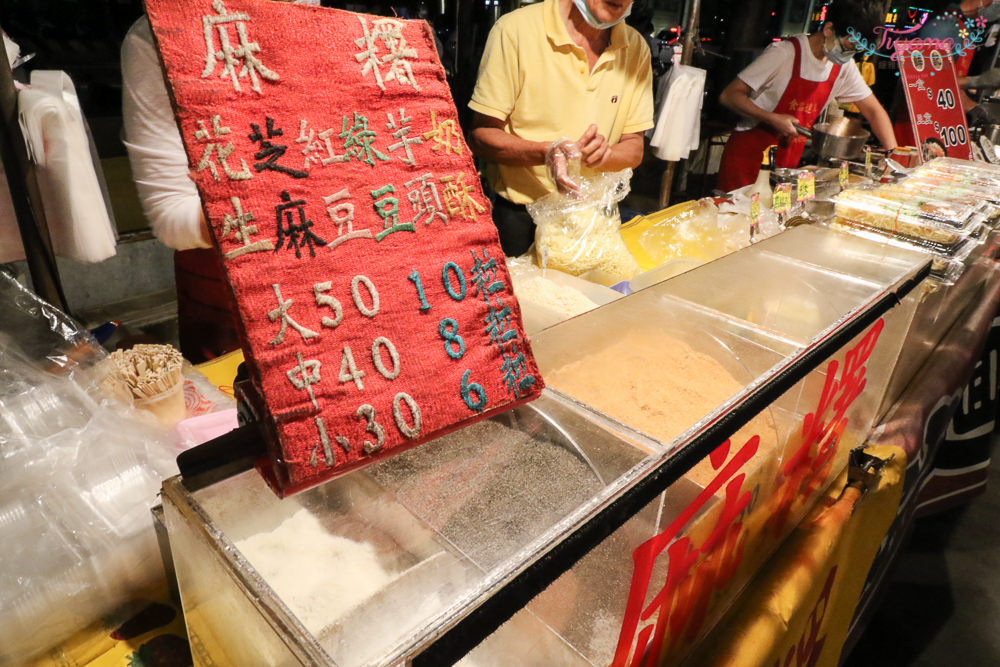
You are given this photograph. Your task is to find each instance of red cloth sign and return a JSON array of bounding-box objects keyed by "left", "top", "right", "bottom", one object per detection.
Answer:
[
  {"left": 896, "top": 41, "right": 973, "bottom": 161},
  {"left": 146, "top": 0, "right": 542, "bottom": 495}
]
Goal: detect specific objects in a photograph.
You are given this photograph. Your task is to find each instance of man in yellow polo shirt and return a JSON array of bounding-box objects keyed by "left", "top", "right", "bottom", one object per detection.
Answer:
[{"left": 469, "top": 0, "right": 654, "bottom": 256}]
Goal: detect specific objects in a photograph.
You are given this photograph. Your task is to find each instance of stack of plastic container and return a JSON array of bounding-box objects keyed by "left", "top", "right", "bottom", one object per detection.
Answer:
[
  {"left": 830, "top": 157, "right": 1000, "bottom": 283},
  {"left": 0, "top": 275, "right": 177, "bottom": 664}
]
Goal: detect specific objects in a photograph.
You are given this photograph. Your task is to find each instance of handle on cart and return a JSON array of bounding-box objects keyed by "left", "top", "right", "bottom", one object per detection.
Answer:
[{"left": 177, "top": 421, "right": 266, "bottom": 492}]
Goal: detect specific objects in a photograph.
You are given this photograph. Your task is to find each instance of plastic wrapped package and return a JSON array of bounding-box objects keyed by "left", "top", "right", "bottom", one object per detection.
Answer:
[
  {"left": 506, "top": 256, "right": 622, "bottom": 335},
  {"left": 0, "top": 292, "right": 178, "bottom": 664},
  {"left": 916, "top": 157, "right": 1000, "bottom": 188},
  {"left": 880, "top": 177, "right": 1000, "bottom": 217},
  {"left": 826, "top": 219, "right": 974, "bottom": 285},
  {"left": 527, "top": 169, "right": 641, "bottom": 285},
  {"left": 833, "top": 188, "right": 985, "bottom": 251}
]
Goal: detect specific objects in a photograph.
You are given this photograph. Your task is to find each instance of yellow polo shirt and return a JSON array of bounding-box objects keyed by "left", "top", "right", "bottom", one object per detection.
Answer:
[{"left": 469, "top": 0, "right": 654, "bottom": 204}]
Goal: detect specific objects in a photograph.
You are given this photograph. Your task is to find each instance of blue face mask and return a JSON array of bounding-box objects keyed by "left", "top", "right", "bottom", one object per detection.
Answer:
[{"left": 571, "top": 0, "right": 632, "bottom": 30}]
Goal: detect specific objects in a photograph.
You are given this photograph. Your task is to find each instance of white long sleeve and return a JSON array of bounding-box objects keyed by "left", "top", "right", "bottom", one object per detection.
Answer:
[{"left": 121, "top": 17, "right": 208, "bottom": 251}]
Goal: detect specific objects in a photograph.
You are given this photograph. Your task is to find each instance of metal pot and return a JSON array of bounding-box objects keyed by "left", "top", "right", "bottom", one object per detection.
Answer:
[{"left": 796, "top": 117, "right": 871, "bottom": 160}]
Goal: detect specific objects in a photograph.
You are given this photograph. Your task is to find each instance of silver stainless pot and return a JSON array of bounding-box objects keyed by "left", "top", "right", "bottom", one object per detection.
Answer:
[
  {"left": 795, "top": 118, "right": 871, "bottom": 160},
  {"left": 809, "top": 122, "right": 871, "bottom": 159}
]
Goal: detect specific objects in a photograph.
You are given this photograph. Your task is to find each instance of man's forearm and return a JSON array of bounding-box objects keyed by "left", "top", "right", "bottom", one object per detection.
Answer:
[
  {"left": 856, "top": 97, "right": 898, "bottom": 150},
  {"left": 469, "top": 126, "right": 549, "bottom": 166},
  {"left": 599, "top": 135, "right": 644, "bottom": 171},
  {"left": 720, "top": 87, "right": 775, "bottom": 126}
]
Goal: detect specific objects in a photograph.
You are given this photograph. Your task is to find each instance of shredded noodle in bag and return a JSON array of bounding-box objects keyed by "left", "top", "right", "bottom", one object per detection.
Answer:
[{"left": 527, "top": 169, "right": 641, "bottom": 285}]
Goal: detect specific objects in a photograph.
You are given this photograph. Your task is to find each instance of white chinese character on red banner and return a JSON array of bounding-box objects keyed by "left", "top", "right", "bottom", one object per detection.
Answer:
[
  {"left": 405, "top": 173, "right": 447, "bottom": 226},
  {"left": 296, "top": 119, "right": 346, "bottom": 169},
  {"left": 194, "top": 115, "right": 252, "bottom": 181},
  {"left": 308, "top": 416, "right": 351, "bottom": 468},
  {"left": 323, "top": 188, "right": 374, "bottom": 249},
  {"left": 221, "top": 196, "right": 272, "bottom": 259},
  {"left": 386, "top": 109, "right": 423, "bottom": 165},
  {"left": 201, "top": 0, "right": 279, "bottom": 94},
  {"left": 286, "top": 351, "right": 322, "bottom": 410},
  {"left": 268, "top": 283, "right": 319, "bottom": 345},
  {"left": 354, "top": 16, "right": 420, "bottom": 92}
]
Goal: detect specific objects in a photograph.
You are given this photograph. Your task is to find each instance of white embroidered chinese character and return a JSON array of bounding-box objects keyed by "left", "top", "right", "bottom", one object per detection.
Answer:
[
  {"left": 440, "top": 173, "right": 486, "bottom": 222},
  {"left": 405, "top": 173, "right": 447, "bottom": 226},
  {"left": 221, "top": 196, "right": 272, "bottom": 259},
  {"left": 308, "top": 416, "right": 351, "bottom": 468},
  {"left": 422, "top": 109, "right": 463, "bottom": 156},
  {"left": 268, "top": 283, "right": 319, "bottom": 345},
  {"left": 286, "top": 351, "right": 322, "bottom": 409},
  {"left": 201, "top": 0, "right": 279, "bottom": 94},
  {"left": 323, "top": 188, "right": 373, "bottom": 249},
  {"left": 296, "top": 119, "right": 346, "bottom": 169},
  {"left": 354, "top": 16, "right": 420, "bottom": 92},
  {"left": 194, "top": 115, "right": 252, "bottom": 181},
  {"left": 385, "top": 109, "right": 423, "bottom": 165}
]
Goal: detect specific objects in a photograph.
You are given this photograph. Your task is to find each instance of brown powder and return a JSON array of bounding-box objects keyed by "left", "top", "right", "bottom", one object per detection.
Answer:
[{"left": 545, "top": 330, "right": 778, "bottom": 488}]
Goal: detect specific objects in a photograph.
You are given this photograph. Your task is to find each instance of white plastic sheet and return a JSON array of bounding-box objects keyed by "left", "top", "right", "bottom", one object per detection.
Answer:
[
  {"left": 18, "top": 70, "right": 116, "bottom": 263},
  {"left": 650, "top": 64, "right": 706, "bottom": 162}
]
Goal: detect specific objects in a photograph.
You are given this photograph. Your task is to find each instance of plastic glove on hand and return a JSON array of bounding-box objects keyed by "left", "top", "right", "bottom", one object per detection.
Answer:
[
  {"left": 546, "top": 138, "right": 582, "bottom": 194},
  {"left": 967, "top": 103, "right": 1000, "bottom": 127},
  {"left": 964, "top": 68, "right": 1000, "bottom": 91}
]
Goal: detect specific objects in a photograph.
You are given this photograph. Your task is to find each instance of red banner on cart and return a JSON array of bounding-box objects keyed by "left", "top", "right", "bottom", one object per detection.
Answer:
[
  {"left": 145, "top": 0, "right": 541, "bottom": 495},
  {"left": 896, "top": 41, "right": 973, "bottom": 161},
  {"left": 612, "top": 319, "right": 885, "bottom": 666}
]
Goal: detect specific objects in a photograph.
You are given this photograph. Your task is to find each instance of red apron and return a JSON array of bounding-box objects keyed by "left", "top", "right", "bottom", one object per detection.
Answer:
[
  {"left": 718, "top": 38, "right": 842, "bottom": 192},
  {"left": 174, "top": 248, "right": 242, "bottom": 363}
]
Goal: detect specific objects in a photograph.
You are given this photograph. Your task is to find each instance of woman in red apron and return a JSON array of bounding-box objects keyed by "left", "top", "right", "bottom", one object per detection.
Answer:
[{"left": 716, "top": 0, "right": 898, "bottom": 192}]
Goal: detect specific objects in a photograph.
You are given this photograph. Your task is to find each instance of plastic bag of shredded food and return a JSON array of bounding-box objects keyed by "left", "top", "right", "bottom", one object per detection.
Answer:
[{"left": 527, "top": 169, "right": 641, "bottom": 285}]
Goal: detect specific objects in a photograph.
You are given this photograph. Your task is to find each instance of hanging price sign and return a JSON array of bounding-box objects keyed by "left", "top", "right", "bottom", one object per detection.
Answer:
[
  {"left": 896, "top": 41, "right": 973, "bottom": 161},
  {"left": 773, "top": 183, "right": 792, "bottom": 213},
  {"left": 796, "top": 171, "right": 816, "bottom": 201},
  {"left": 146, "top": 0, "right": 542, "bottom": 495},
  {"left": 750, "top": 192, "right": 761, "bottom": 225}
]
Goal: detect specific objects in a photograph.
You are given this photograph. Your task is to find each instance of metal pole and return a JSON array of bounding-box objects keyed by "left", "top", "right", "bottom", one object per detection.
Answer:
[
  {"left": 0, "top": 23, "right": 67, "bottom": 310},
  {"left": 658, "top": 0, "right": 703, "bottom": 208}
]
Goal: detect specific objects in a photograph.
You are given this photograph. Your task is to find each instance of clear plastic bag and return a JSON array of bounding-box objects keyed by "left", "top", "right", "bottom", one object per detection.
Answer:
[
  {"left": 527, "top": 169, "right": 641, "bottom": 286},
  {"left": 0, "top": 273, "right": 178, "bottom": 664},
  {"left": 0, "top": 269, "right": 131, "bottom": 407},
  {"left": 618, "top": 197, "right": 771, "bottom": 273}
]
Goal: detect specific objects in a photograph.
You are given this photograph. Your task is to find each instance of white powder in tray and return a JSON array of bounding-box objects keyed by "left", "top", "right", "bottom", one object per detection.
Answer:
[{"left": 235, "top": 508, "right": 394, "bottom": 637}]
